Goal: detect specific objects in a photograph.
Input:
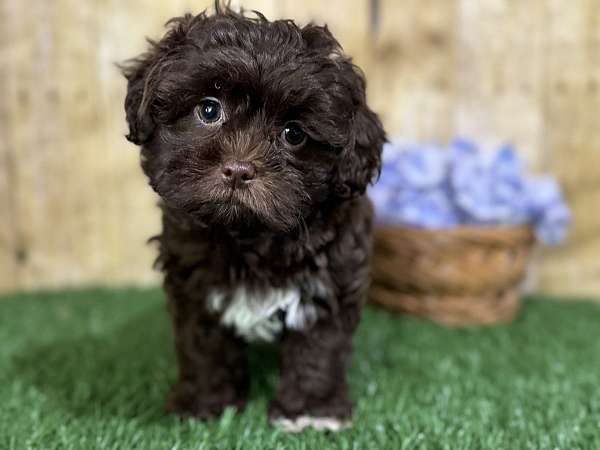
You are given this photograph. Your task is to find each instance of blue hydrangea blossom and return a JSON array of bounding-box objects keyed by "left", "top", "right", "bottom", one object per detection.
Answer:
[{"left": 369, "top": 138, "right": 571, "bottom": 245}]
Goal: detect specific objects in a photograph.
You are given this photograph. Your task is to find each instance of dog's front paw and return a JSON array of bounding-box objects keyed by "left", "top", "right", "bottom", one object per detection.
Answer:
[
  {"left": 271, "top": 415, "right": 352, "bottom": 433},
  {"left": 166, "top": 381, "right": 246, "bottom": 420},
  {"left": 268, "top": 397, "right": 352, "bottom": 432}
]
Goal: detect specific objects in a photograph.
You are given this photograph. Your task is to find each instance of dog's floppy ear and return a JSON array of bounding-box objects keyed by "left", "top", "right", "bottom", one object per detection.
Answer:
[
  {"left": 334, "top": 69, "right": 386, "bottom": 199},
  {"left": 301, "top": 25, "right": 386, "bottom": 198},
  {"left": 120, "top": 14, "right": 201, "bottom": 145},
  {"left": 121, "top": 56, "right": 156, "bottom": 145}
]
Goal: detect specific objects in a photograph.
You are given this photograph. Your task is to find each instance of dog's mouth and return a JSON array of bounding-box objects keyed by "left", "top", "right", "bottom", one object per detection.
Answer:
[
  {"left": 215, "top": 185, "right": 256, "bottom": 209},
  {"left": 180, "top": 189, "right": 277, "bottom": 231},
  {"left": 212, "top": 189, "right": 302, "bottom": 232},
  {"left": 160, "top": 170, "right": 306, "bottom": 233}
]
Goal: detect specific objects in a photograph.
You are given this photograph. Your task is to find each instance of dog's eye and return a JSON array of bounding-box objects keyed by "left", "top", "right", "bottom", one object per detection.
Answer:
[
  {"left": 282, "top": 122, "right": 307, "bottom": 147},
  {"left": 195, "top": 97, "right": 223, "bottom": 124}
]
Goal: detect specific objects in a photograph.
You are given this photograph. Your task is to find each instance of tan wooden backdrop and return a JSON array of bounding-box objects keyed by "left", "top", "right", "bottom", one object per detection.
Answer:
[{"left": 1, "top": 0, "right": 599, "bottom": 296}]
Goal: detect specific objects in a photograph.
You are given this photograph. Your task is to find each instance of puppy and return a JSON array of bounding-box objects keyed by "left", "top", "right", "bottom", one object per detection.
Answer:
[{"left": 122, "top": 4, "right": 385, "bottom": 432}]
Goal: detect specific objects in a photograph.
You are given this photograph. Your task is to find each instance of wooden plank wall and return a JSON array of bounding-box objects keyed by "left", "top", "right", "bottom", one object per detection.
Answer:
[
  {"left": 0, "top": 0, "right": 598, "bottom": 296},
  {"left": 538, "top": 0, "right": 600, "bottom": 294}
]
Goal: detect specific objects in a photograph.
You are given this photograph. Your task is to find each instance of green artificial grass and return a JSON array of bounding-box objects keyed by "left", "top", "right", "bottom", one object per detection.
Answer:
[{"left": 1, "top": 289, "right": 599, "bottom": 450}]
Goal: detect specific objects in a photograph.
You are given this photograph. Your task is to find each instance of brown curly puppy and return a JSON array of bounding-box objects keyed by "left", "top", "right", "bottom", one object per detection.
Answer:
[{"left": 121, "top": 4, "right": 385, "bottom": 432}]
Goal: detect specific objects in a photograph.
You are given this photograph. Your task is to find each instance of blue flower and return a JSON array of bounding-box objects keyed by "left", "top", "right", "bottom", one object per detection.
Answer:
[
  {"left": 392, "top": 142, "right": 449, "bottom": 190},
  {"left": 450, "top": 140, "right": 529, "bottom": 225},
  {"left": 525, "top": 177, "right": 572, "bottom": 245},
  {"left": 394, "top": 185, "right": 461, "bottom": 228},
  {"left": 369, "top": 137, "right": 571, "bottom": 245}
]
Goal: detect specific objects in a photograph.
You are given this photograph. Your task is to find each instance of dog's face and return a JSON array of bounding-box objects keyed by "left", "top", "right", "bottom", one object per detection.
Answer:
[{"left": 123, "top": 9, "right": 385, "bottom": 232}]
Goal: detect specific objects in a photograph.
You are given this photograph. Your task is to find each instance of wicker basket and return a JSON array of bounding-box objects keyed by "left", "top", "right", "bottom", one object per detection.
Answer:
[{"left": 370, "top": 225, "right": 535, "bottom": 327}]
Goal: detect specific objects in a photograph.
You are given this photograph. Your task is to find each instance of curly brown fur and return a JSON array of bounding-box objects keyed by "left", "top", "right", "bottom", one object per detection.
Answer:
[{"left": 121, "top": 3, "right": 385, "bottom": 429}]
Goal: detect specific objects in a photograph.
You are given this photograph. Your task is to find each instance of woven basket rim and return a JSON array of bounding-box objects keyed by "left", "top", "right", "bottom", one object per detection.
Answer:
[
  {"left": 375, "top": 224, "right": 535, "bottom": 246},
  {"left": 375, "top": 223, "right": 532, "bottom": 233}
]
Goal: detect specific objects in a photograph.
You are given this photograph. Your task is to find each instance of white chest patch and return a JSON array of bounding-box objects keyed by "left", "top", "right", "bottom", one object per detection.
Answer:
[{"left": 207, "top": 284, "right": 319, "bottom": 342}]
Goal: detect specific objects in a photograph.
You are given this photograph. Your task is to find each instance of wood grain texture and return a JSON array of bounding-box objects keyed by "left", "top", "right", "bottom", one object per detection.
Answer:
[
  {"left": 536, "top": 0, "right": 600, "bottom": 296},
  {"left": 0, "top": 0, "right": 18, "bottom": 291},
  {"left": 0, "top": 0, "right": 598, "bottom": 296},
  {"left": 366, "top": 0, "right": 459, "bottom": 143},
  {"left": 453, "top": 0, "right": 547, "bottom": 167}
]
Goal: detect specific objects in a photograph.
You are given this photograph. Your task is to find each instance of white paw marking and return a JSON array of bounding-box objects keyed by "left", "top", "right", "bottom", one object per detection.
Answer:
[{"left": 271, "top": 416, "right": 352, "bottom": 433}]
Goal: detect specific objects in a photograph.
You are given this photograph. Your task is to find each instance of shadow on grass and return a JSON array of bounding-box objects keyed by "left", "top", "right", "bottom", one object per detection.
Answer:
[{"left": 9, "top": 305, "right": 279, "bottom": 424}]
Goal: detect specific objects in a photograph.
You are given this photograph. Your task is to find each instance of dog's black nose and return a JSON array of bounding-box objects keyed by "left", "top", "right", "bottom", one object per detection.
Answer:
[{"left": 222, "top": 161, "right": 257, "bottom": 187}]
